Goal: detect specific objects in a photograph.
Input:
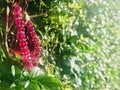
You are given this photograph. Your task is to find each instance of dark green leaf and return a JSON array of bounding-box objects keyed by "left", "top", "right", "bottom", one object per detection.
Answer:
[
  {"left": 25, "top": 82, "right": 40, "bottom": 90},
  {"left": 0, "top": 81, "right": 10, "bottom": 90},
  {"left": 34, "top": 75, "right": 61, "bottom": 89},
  {"left": 11, "top": 82, "right": 24, "bottom": 90}
]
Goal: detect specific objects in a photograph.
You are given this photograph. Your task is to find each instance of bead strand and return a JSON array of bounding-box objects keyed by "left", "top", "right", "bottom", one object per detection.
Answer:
[
  {"left": 13, "top": 2, "right": 33, "bottom": 71},
  {"left": 26, "top": 20, "right": 41, "bottom": 66}
]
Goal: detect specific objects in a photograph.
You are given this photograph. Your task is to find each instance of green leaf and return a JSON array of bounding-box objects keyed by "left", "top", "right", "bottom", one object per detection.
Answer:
[
  {"left": 11, "top": 65, "right": 15, "bottom": 77},
  {"left": 0, "top": 81, "right": 10, "bottom": 90},
  {"left": 11, "top": 82, "right": 24, "bottom": 90},
  {"left": 70, "top": 35, "right": 79, "bottom": 43},
  {"left": 34, "top": 75, "right": 61, "bottom": 89},
  {"left": 0, "top": 60, "right": 13, "bottom": 83},
  {"left": 24, "top": 80, "right": 30, "bottom": 88},
  {"left": 11, "top": 65, "right": 21, "bottom": 80},
  {"left": 29, "top": 67, "right": 43, "bottom": 78},
  {"left": 14, "top": 66, "right": 21, "bottom": 80},
  {"left": 25, "top": 82, "right": 40, "bottom": 90}
]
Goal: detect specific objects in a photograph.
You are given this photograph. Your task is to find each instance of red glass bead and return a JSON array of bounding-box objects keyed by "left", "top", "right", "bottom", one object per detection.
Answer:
[
  {"left": 15, "top": 19, "right": 23, "bottom": 25},
  {"left": 13, "top": 8, "right": 22, "bottom": 13},
  {"left": 21, "top": 49, "right": 30, "bottom": 55},
  {"left": 19, "top": 41, "right": 27, "bottom": 47},
  {"left": 14, "top": 11, "right": 22, "bottom": 15},
  {"left": 34, "top": 48, "right": 40, "bottom": 52},
  {"left": 21, "top": 46, "right": 28, "bottom": 50},
  {"left": 34, "top": 42, "right": 40, "bottom": 47},
  {"left": 23, "top": 56, "right": 29, "bottom": 62},
  {"left": 17, "top": 27, "right": 24, "bottom": 31},
  {"left": 26, "top": 20, "right": 32, "bottom": 26},
  {"left": 30, "top": 31, "right": 36, "bottom": 37},
  {"left": 27, "top": 27, "right": 34, "bottom": 31},
  {"left": 32, "top": 53, "right": 39, "bottom": 59},
  {"left": 17, "top": 24, "right": 24, "bottom": 28},
  {"left": 14, "top": 14, "right": 19, "bottom": 18},
  {"left": 23, "top": 55, "right": 31, "bottom": 62},
  {"left": 32, "top": 37, "right": 38, "bottom": 42},
  {"left": 16, "top": 33, "right": 26, "bottom": 39},
  {"left": 15, "top": 17, "right": 22, "bottom": 20}
]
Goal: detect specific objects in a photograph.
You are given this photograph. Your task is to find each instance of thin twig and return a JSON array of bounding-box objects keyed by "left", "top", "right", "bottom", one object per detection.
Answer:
[
  {"left": 30, "top": 13, "right": 48, "bottom": 19},
  {"left": 4, "top": 6, "right": 10, "bottom": 55},
  {"left": 8, "top": 22, "right": 14, "bottom": 30}
]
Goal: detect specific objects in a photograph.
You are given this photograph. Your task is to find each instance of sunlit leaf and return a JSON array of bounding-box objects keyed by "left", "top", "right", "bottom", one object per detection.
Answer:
[
  {"left": 34, "top": 75, "right": 61, "bottom": 89},
  {"left": 25, "top": 82, "right": 40, "bottom": 90}
]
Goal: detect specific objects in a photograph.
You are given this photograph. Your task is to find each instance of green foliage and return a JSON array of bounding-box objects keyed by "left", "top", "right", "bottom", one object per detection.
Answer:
[
  {"left": 33, "top": 75, "right": 61, "bottom": 89},
  {"left": 0, "top": 0, "right": 120, "bottom": 90},
  {"left": 0, "top": 57, "right": 61, "bottom": 90}
]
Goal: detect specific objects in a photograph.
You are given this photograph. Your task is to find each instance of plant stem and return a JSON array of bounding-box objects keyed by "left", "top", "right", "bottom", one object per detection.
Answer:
[
  {"left": 4, "top": 6, "right": 10, "bottom": 57},
  {"left": 30, "top": 13, "right": 48, "bottom": 19}
]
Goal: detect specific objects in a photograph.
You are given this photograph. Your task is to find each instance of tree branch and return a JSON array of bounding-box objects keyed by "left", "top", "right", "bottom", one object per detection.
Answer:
[
  {"left": 30, "top": 13, "right": 48, "bottom": 19},
  {"left": 4, "top": 6, "right": 10, "bottom": 56}
]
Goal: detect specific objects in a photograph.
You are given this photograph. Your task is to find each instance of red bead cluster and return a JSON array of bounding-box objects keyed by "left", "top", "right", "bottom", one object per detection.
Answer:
[
  {"left": 26, "top": 20, "right": 40, "bottom": 66},
  {"left": 12, "top": 2, "right": 40, "bottom": 71}
]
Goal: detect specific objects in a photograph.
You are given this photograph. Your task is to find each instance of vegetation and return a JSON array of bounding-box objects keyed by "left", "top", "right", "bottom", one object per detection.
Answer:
[{"left": 0, "top": 0, "right": 120, "bottom": 90}]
